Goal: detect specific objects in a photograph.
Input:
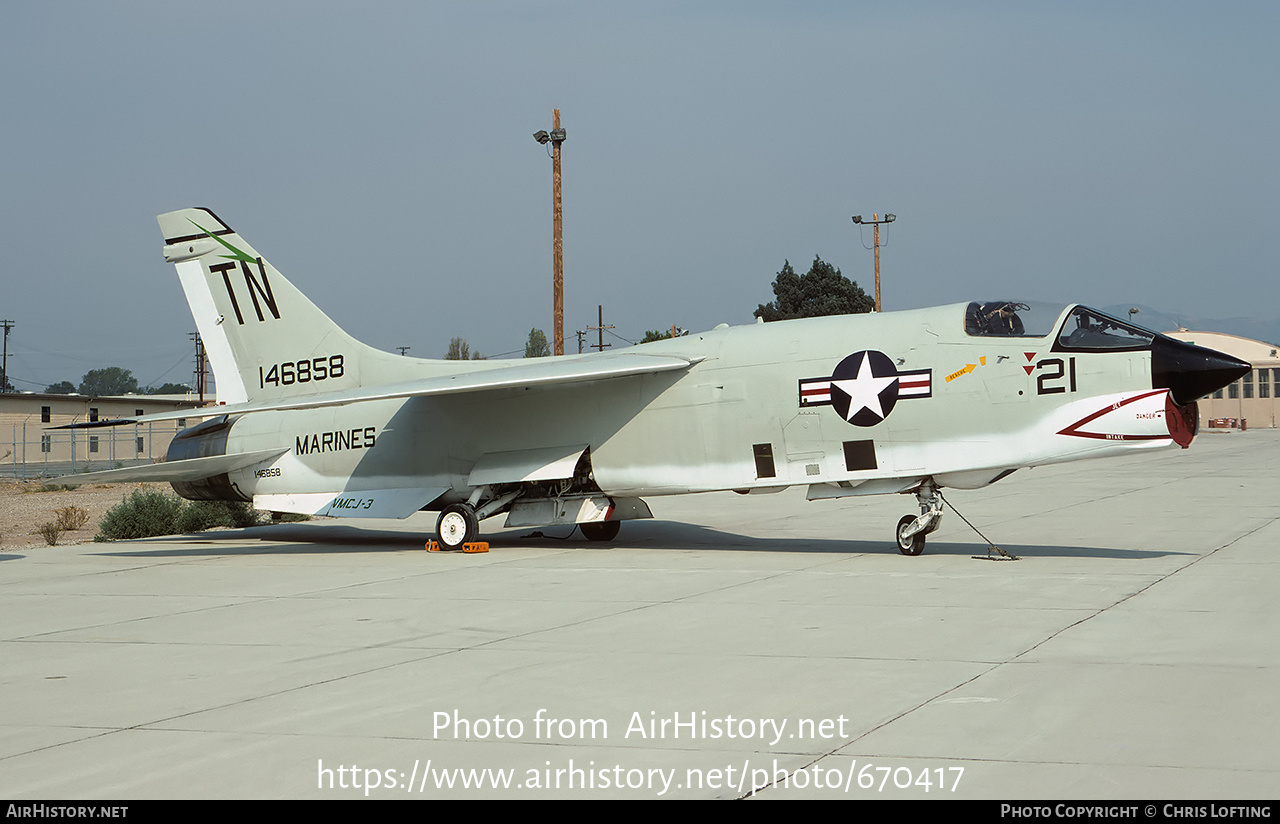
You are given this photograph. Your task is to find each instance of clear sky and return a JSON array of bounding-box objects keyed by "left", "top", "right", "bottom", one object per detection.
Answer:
[{"left": 2, "top": 1, "right": 1276, "bottom": 392}]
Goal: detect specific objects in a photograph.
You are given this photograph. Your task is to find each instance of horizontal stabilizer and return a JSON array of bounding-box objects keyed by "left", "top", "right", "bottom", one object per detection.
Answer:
[{"left": 53, "top": 449, "right": 288, "bottom": 485}]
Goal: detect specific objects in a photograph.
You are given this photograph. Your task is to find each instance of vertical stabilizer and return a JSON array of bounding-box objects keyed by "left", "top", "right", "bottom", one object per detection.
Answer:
[{"left": 158, "top": 208, "right": 398, "bottom": 403}]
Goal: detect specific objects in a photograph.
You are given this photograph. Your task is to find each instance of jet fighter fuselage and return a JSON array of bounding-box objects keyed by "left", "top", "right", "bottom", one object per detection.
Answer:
[{"left": 61, "top": 209, "right": 1248, "bottom": 554}]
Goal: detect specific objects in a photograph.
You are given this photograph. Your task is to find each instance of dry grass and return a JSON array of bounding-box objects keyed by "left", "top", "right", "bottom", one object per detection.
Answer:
[
  {"left": 0, "top": 480, "right": 171, "bottom": 550},
  {"left": 55, "top": 505, "right": 90, "bottom": 531}
]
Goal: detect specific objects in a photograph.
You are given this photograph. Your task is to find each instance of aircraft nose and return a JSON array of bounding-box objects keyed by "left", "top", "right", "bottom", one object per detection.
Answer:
[{"left": 1151, "top": 336, "right": 1251, "bottom": 405}]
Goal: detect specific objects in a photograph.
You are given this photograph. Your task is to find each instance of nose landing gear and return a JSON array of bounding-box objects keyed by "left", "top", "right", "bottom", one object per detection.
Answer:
[
  {"left": 895, "top": 479, "right": 943, "bottom": 556},
  {"left": 893, "top": 480, "right": 1019, "bottom": 560}
]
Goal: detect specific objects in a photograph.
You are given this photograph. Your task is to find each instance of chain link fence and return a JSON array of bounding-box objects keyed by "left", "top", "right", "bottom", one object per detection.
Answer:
[{"left": 2, "top": 420, "right": 187, "bottom": 481}]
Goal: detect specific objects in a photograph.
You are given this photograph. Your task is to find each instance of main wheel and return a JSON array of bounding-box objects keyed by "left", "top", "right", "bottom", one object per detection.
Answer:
[
  {"left": 579, "top": 520, "right": 621, "bottom": 542},
  {"left": 436, "top": 504, "right": 479, "bottom": 549},
  {"left": 896, "top": 515, "right": 925, "bottom": 556}
]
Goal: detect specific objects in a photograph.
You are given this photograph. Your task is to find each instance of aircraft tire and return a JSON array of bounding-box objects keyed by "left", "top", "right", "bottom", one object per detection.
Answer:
[
  {"left": 896, "top": 515, "right": 925, "bottom": 556},
  {"left": 437, "top": 504, "right": 479, "bottom": 549},
  {"left": 580, "top": 520, "right": 621, "bottom": 542}
]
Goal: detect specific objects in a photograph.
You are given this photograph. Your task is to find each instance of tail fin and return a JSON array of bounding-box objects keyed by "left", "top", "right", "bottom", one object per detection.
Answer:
[{"left": 158, "top": 208, "right": 406, "bottom": 403}]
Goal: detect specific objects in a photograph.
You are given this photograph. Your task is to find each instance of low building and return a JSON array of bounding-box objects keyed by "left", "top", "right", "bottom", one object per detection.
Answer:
[
  {"left": 0, "top": 392, "right": 213, "bottom": 480},
  {"left": 1166, "top": 330, "right": 1280, "bottom": 429}
]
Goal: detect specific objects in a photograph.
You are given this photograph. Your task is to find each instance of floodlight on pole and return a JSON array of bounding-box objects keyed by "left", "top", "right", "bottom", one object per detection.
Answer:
[
  {"left": 533, "top": 111, "right": 567, "bottom": 355},
  {"left": 851, "top": 213, "right": 896, "bottom": 312}
]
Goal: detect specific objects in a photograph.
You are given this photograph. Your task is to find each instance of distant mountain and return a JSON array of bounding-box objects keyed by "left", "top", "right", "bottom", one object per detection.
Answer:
[{"left": 1103, "top": 304, "right": 1280, "bottom": 347}]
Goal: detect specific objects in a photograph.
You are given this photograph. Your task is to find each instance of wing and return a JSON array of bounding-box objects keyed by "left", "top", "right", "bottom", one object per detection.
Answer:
[{"left": 53, "top": 352, "right": 704, "bottom": 428}]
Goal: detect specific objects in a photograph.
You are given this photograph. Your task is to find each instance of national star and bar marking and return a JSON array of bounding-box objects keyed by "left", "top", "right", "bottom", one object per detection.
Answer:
[{"left": 799, "top": 350, "right": 932, "bottom": 427}]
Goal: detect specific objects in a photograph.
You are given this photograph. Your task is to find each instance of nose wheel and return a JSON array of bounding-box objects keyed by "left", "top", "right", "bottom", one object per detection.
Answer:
[
  {"left": 895, "top": 479, "right": 943, "bottom": 556},
  {"left": 896, "top": 515, "right": 926, "bottom": 555}
]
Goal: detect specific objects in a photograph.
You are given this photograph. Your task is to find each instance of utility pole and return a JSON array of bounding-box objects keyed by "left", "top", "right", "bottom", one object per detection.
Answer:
[
  {"left": 533, "top": 110, "right": 567, "bottom": 355},
  {"left": 0, "top": 319, "right": 12, "bottom": 393},
  {"left": 189, "top": 332, "right": 207, "bottom": 402},
  {"left": 851, "top": 213, "right": 896, "bottom": 312},
  {"left": 587, "top": 305, "right": 613, "bottom": 352},
  {"left": 574, "top": 329, "right": 586, "bottom": 355},
  {"left": 396, "top": 346, "right": 411, "bottom": 356}
]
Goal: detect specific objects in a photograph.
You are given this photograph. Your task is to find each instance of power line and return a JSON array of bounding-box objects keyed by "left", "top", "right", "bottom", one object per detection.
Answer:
[
  {"left": 606, "top": 328, "right": 637, "bottom": 346},
  {"left": 142, "top": 349, "right": 195, "bottom": 389}
]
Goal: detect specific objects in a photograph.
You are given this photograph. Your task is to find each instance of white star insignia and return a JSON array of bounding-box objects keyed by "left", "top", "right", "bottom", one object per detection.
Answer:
[{"left": 832, "top": 353, "right": 899, "bottom": 422}]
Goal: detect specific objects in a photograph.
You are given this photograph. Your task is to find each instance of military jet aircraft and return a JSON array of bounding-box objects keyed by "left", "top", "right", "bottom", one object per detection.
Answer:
[{"left": 62, "top": 208, "right": 1249, "bottom": 554}]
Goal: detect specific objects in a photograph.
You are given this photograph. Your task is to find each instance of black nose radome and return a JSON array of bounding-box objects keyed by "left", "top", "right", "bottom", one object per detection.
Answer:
[{"left": 1151, "top": 336, "right": 1251, "bottom": 406}]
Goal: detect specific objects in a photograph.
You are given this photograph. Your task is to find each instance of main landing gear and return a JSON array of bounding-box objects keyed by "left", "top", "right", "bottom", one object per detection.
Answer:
[
  {"left": 436, "top": 503, "right": 479, "bottom": 549},
  {"left": 895, "top": 479, "right": 943, "bottom": 556},
  {"left": 433, "top": 487, "right": 524, "bottom": 549},
  {"left": 433, "top": 487, "right": 626, "bottom": 549}
]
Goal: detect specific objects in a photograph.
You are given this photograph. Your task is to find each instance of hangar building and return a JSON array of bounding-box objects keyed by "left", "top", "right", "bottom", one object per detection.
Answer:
[{"left": 1167, "top": 330, "right": 1280, "bottom": 429}]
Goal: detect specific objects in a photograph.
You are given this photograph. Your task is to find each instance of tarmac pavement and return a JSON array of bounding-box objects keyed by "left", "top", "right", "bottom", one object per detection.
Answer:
[{"left": 1, "top": 429, "right": 1276, "bottom": 799}]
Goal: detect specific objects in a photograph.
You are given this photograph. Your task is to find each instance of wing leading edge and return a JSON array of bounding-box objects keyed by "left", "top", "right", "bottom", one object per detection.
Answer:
[{"left": 53, "top": 352, "right": 704, "bottom": 429}]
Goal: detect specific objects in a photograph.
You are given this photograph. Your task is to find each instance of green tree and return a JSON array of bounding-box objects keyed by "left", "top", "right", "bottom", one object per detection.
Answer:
[
  {"left": 640, "top": 329, "right": 674, "bottom": 343},
  {"left": 146, "top": 383, "right": 191, "bottom": 395},
  {"left": 754, "top": 256, "right": 873, "bottom": 322},
  {"left": 524, "top": 328, "right": 551, "bottom": 358},
  {"left": 78, "top": 367, "right": 139, "bottom": 396},
  {"left": 45, "top": 381, "right": 76, "bottom": 394},
  {"left": 444, "top": 338, "right": 486, "bottom": 360},
  {"left": 445, "top": 337, "right": 470, "bottom": 360}
]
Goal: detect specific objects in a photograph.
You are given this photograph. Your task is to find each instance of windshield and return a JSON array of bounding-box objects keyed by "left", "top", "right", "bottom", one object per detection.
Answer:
[
  {"left": 1054, "top": 306, "right": 1155, "bottom": 351},
  {"left": 964, "top": 301, "right": 1065, "bottom": 338}
]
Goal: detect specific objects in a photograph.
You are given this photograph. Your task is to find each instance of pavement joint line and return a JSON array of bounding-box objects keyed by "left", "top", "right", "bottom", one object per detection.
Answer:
[{"left": 748, "top": 503, "right": 1280, "bottom": 796}]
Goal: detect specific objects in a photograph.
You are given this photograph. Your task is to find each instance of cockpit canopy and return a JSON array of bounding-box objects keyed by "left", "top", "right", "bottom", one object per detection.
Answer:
[
  {"left": 965, "top": 301, "right": 1157, "bottom": 351},
  {"left": 965, "top": 301, "right": 1062, "bottom": 337},
  {"left": 1054, "top": 306, "right": 1155, "bottom": 351}
]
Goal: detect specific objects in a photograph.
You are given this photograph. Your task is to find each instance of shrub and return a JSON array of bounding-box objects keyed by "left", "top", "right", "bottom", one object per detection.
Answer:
[
  {"left": 175, "top": 500, "right": 261, "bottom": 533},
  {"left": 224, "top": 501, "right": 263, "bottom": 529},
  {"left": 54, "top": 506, "right": 90, "bottom": 531},
  {"left": 37, "top": 522, "right": 62, "bottom": 546},
  {"left": 96, "top": 493, "right": 262, "bottom": 542},
  {"left": 95, "top": 490, "right": 184, "bottom": 542},
  {"left": 174, "top": 501, "right": 228, "bottom": 533}
]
